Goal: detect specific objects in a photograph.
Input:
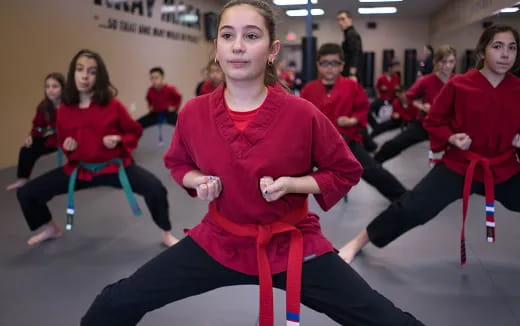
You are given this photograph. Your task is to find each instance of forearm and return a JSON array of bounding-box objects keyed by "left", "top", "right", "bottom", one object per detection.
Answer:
[
  {"left": 182, "top": 170, "right": 206, "bottom": 189},
  {"left": 287, "top": 175, "right": 320, "bottom": 194}
]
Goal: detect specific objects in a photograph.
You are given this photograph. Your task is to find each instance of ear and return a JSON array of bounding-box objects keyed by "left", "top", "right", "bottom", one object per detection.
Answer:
[{"left": 269, "top": 40, "right": 281, "bottom": 61}]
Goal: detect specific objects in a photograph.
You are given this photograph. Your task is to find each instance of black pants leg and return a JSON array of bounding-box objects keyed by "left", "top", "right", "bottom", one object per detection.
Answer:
[
  {"left": 17, "top": 137, "right": 57, "bottom": 178},
  {"left": 371, "top": 119, "right": 402, "bottom": 138},
  {"left": 81, "top": 237, "right": 424, "bottom": 326},
  {"left": 16, "top": 168, "right": 93, "bottom": 231},
  {"left": 367, "top": 164, "right": 466, "bottom": 247},
  {"left": 17, "top": 164, "right": 171, "bottom": 231},
  {"left": 495, "top": 172, "right": 520, "bottom": 212},
  {"left": 374, "top": 121, "right": 429, "bottom": 163},
  {"left": 93, "top": 164, "right": 172, "bottom": 231},
  {"left": 348, "top": 141, "right": 407, "bottom": 202},
  {"left": 274, "top": 253, "right": 424, "bottom": 325},
  {"left": 137, "top": 112, "right": 159, "bottom": 129},
  {"left": 166, "top": 111, "right": 177, "bottom": 125}
]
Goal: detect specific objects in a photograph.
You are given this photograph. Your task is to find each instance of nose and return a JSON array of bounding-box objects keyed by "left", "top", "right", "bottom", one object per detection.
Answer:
[
  {"left": 232, "top": 37, "right": 245, "bottom": 53},
  {"left": 501, "top": 47, "right": 510, "bottom": 59}
]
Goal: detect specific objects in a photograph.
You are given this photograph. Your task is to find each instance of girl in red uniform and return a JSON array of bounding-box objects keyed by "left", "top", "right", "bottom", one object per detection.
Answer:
[
  {"left": 81, "top": 1, "right": 423, "bottom": 325},
  {"left": 374, "top": 45, "right": 456, "bottom": 163},
  {"left": 340, "top": 25, "right": 520, "bottom": 264},
  {"left": 6, "top": 73, "right": 65, "bottom": 191},
  {"left": 198, "top": 59, "right": 224, "bottom": 95},
  {"left": 16, "top": 50, "right": 178, "bottom": 247}
]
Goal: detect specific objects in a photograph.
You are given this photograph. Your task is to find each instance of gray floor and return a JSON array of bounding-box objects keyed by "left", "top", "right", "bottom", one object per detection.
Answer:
[{"left": 1, "top": 126, "right": 519, "bottom": 326}]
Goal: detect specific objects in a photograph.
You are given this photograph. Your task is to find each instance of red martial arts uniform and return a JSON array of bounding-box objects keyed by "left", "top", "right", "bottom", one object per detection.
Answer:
[{"left": 146, "top": 84, "right": 182, "bottom": 113}]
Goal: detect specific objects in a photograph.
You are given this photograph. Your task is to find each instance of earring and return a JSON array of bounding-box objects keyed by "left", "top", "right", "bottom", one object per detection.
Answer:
[{"left": 214, "top": 57, "right": 218, "bottom": 64}]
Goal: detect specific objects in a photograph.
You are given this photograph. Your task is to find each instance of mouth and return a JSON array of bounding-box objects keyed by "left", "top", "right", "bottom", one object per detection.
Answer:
[{"left": 228, "top": 60, "right": 249, "bottom": 67}]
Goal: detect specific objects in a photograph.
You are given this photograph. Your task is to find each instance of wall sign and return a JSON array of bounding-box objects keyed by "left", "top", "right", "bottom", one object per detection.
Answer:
[{"left": 94, "top": 0, "right": 202, "bottom": 43}]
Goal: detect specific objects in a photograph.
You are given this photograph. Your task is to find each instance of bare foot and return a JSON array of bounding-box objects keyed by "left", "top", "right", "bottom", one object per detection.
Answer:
[
  {"left": 161, "top": 231, "right": 179, "bottom": 247},
  {"left": 6, "top": 178, "right": 28, "bottom": 191},
  {"left": 338, "top": 229, "right": 369, "bottom": 263},
  {"left": 27, "top": 220, "right": 63, "bottom": 246}
]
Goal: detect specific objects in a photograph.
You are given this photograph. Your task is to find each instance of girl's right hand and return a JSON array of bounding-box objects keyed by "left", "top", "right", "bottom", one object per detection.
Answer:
[
  {"left": 194, "top": 175, "right": 222, "bottom": 201},
  {"left": 63, "top": 137, "right": 78, "bottom": 152},
  {"left": 24, "top": 136, "right": 33, "bottom": 148},
  {"left": 449, "top": 133, "right": 472, "bottom": 151}
]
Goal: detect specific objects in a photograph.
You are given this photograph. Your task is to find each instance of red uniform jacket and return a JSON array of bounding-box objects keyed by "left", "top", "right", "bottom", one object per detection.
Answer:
[
  {"left": 146, "top": 84, "right": 182, "bottom": 113},
  {"left": 164, "top": 84, "right": 363, "bottom": 275},
  {"left": 57, "top": 98, "right": 143, "bottom": 181},
  {"left": 30, "top": 103, "right": 58, "bottom": 148},
  {"left": 407, "top": 73, "right": 451, "bottom": 122},
  {"left": 199, "top": 80, "right": 219, "bottom": 96},
  {"left": 300, "top": 76, "right": 369, "bottom": 143},
  {"left": 424, "top": 69, "right": 520, "bottom": 183},
  {"left": 392, "top": 98, "right": 417, "bottom": 122},
  {"left": 376, "top": 73, "right": 400, "bottom": 101}
]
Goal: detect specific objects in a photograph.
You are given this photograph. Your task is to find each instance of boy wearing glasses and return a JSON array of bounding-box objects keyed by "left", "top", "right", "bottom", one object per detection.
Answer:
[{"left": 301, "top": 43, "right": 406, "bottom": 202}]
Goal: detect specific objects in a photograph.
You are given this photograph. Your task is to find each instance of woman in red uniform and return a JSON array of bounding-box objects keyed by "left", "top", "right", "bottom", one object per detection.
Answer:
[
  {"left": 81, "top": 1, "right": 424, "bottom": 325},
  {"left": 374, "top": 45, "right": 456, "bottom": 163},
  {"left": 6, "top": 73, "right": 65, "bottom": 191},
  {"left": 340, "top": 25, "right": 520, "bottom": 264},
  {"left": 198, "top": 59, "right": 224, "bottom": 96},
  {"left": 16, "top": 50, "right": 178, "bottom": 247}
]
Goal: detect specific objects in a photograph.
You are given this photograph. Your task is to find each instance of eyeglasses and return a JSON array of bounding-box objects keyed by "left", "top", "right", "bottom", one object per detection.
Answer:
[{"left": 318, "top": 60, "right": 343, "bottom": 68}]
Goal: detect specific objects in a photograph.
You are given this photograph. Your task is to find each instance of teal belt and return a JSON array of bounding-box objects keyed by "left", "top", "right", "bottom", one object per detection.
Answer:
[{"left": 66, "top": 158, "right": 142, "bottom": 230}]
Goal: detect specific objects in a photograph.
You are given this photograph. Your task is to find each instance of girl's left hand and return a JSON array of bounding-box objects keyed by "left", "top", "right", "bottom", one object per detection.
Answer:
[
  {"left": 103, "top": 135, "right": 122, "bottom": 149},
  {"left": 260, "top": 176, "right": 291, "bottom": 202},
  {"left": 512, "top": 134, "right": 520, "bottom": 149}
]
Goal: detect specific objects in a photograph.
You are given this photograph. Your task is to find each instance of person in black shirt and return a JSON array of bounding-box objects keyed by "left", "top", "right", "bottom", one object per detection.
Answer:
[
  {"left": 417, "top": 44, "right": 434, "bottom": 77},
  {"left": 337, "top": 10, "right": 363, "bottom": 84}
]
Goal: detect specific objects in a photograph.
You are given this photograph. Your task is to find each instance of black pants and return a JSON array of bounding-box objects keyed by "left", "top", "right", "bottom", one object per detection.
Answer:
[
  {"left": 137, "top": 111, "right": 177, "bottom": 129},
  {"left": 17, "top": 136, "right": 57, "bottom": 178},
  {"left": 367, "top": 164, "right": 520, "bottom": 247},
  {"left": 16, "top": 164, "right": 171, "bottom": 231},
  {"left": 374, "top": 121, "right": 428, "bottom": 163},
  {"left": 81, "top": 236, "right": 424, "bottom": 326},
  {"left": 348, "top": 140, "right": 407, "bottom": 202}
]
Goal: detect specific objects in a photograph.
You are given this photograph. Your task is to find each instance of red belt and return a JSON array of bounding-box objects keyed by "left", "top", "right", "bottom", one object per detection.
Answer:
[
  {"left": 460, "top": 150, "right": 514, "bottom": 265},
  {"left": 210, "top": 200, "right": 308, "bottom": 326}
]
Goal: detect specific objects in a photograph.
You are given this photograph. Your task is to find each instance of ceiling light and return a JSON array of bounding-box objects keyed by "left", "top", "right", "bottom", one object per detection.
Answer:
[
  {"left": 359, "top": 0, "right": 402, "bottom": 2},
  {"left": 499, "top": 7, "right": 519, "bottom": 13},
  {"left": 274, "top": 0, "right": 317, "bottom": 5},
  {"left": 358, "top": 7, "right": 397, "bottom": 14},
  {"left": 286, "top": 8, "right": 325, "bottom": 16}
]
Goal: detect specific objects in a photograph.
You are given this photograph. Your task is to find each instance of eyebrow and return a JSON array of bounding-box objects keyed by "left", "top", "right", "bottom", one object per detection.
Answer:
[
  {"left": 492, "top": 41, "right": 517, "bottom": 45},
  {"left": 219, "top": 24, "right": 262, "bottom": 31}
]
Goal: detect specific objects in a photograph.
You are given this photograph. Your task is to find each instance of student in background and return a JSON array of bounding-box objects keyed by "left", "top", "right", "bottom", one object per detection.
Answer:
[
  {"left": 6, "top": 73, "right": 65, "bottom": 191},
  {"left": 198, "top": 59, "right": 224, "bottom": 96}
]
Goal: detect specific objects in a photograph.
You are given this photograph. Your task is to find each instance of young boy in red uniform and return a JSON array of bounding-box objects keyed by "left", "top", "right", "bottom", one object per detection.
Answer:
[
  {"left": 81, "top": 2, "right": 424, "bottom": 325},
  {"left": 340, "top": 25, "right": 520, "bottom": 264},
  {"left": 16, "top": 50, "right": 178, "bottom": 247},
  {"left": 301, "top": 43, "right": 407, "bottom": 202},
  {"left": 7, "top": 73, "right": 65, "bottom": 191},
  {"left": 137, "top": 67, "right": 182, "bottom": 128}
]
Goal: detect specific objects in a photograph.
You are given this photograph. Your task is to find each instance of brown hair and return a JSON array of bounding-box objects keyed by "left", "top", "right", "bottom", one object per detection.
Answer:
[
  {"left": 38, "top": 72, "right": 65, "bottom": 123},
  {"left": 433, "top": 45, "right": 457, "bottom": 64},
  {"left": 216, "top": 0, "right": 279, "bottom": 85},
  {"left": 63, "top": 49, "right": 118, "bottom": 106},
  {"left": 475, "top": 24, "right": 520, "bottom": 72}
]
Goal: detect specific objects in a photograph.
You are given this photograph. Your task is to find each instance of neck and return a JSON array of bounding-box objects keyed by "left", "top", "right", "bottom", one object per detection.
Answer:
[
  {"left": 155, "top": 83, "right": 164, "bottom": 89},
  {"left": 479, "top": 66, "right": 506, "bottom": 88},
  {"left": 225, "top": 78, "right": 267, "bottom": 112},
  {"left": 51, "top": 98, "right": 61, "bottom": 108},
  {"left": 79, "top": 92, "right": 92, "bottom": 108},
  {"left": 321, "top": 76, "right": 338, "bottom": 85},
  {"left": 436, "top": 71, "right": 451, "bottom": 83}
]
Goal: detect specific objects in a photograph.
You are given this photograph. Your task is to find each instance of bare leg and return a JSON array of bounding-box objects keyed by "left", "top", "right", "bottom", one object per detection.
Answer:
[
  {"left": 6, "top": 178, "right": 29, "bottom": 191},
  {"left": 161, "top": 231, "right": 179, "bottom": 247},
  {"left": 338, "top": 228, "right": 369, "bottom": 263},
  {"left": 27, "top": 219, "right": 63, "bottom": 246}
]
